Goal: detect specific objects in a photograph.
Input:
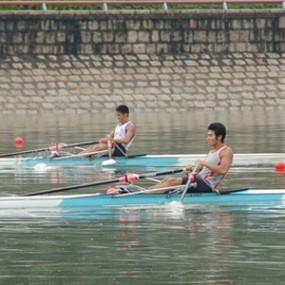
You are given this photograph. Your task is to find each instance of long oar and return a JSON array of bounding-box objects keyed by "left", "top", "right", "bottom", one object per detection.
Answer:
[
  {"left": 25, "top": 168, "right": 184, "bottom": 196},
  {"left": 0, "top": 140, "right": 99, "bottom": 158},
  {"left": 180, "top": 164, "right": 199, "bottom": 203}
]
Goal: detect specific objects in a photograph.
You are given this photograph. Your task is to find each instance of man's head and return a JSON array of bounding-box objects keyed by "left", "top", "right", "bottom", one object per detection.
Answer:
[
  {"left": 208, "top": 122, "right": 226, "bottom": 143},
  {"left": 115, "top": 105, "right": 129, "bottom": 123},
  {"left": 116, "top": 105, "right": 129, "bottom": 115}
]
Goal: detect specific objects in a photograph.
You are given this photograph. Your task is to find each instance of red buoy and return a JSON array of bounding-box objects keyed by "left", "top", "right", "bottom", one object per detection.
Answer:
[
  {"left": 14, "top": 137, "right": 24, "bottom": 148},
  {"left": 275, "top": 161, "right": 285, "bottom": 173}
]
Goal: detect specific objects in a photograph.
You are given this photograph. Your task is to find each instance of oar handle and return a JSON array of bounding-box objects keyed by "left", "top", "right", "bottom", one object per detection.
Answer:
[{"left": 180, "top": 164, "right": 200, "bottom": 203}]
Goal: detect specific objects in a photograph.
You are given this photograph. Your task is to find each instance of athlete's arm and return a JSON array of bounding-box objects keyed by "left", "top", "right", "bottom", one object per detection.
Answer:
[{"left": 199, "top": 148, "right": 233, "bottom": 175}]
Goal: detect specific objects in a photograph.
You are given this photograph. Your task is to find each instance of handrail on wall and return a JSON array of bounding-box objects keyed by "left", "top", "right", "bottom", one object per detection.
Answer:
[{"left": 0, "top": 0, "right": 284, "bottom": 11}]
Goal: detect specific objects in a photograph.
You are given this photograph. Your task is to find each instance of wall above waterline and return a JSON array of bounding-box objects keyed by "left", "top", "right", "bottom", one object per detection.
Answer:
[{"left": 0, "top": 9, "right": 285, "bottom": 114}]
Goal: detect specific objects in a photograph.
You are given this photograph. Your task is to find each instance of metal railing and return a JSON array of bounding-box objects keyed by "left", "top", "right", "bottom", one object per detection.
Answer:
[{"left": 0, "top": 0, "right": 283, "bottom": 11}]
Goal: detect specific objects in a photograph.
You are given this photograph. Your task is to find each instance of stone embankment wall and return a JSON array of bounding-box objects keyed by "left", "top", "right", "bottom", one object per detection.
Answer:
[{"left": 0, "top": 9, "right": 285, "bottom": 114}]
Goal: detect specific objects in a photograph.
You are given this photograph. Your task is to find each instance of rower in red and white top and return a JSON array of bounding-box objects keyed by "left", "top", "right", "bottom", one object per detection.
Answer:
[{"left": 147, "top": 122, "right": 234, "bottom": 194}]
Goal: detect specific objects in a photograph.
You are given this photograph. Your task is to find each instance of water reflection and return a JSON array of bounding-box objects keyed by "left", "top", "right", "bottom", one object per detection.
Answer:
[{"left": 1, "top": 203, "right": 285, "bottom": 284}]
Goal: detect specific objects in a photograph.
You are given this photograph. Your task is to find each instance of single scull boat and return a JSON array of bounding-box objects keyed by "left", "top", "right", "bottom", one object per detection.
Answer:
[{"left": 1, "top": 188, "right": 285, "bottom": 209}]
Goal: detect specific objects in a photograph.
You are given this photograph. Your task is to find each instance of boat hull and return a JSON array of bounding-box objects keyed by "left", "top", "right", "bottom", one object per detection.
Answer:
[
  {"left": 1, "top": 153, "right": 284, "bottom": 168},
  {"left": 1, "top": 189, "right": 285, "bottom": 209}
]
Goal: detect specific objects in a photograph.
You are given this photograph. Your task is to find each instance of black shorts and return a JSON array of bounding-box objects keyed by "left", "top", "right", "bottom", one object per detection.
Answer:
[
  {"left": 113, "top": 143, "right": 126, "bottom": 157},
  {"left": 181, "top": 173, "right": 213, "bottom": 193}
]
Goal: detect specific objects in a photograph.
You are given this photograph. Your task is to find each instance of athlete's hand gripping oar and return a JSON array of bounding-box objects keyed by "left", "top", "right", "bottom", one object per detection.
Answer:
[
  {"left": 24, "top": 168, "right": 184, "bottom": 196},
  {"left": 180, "top": 164, "right": 200, "bottom": 203},
  {"left": 0, "top": 140, "right": 99, "bottom": 158}
]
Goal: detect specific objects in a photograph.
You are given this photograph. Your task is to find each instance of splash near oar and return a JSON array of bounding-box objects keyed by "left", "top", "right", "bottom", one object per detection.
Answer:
[
  {"left": 25, "top": 168, "right": 184, "bottom": 196},
  {"left": 0, "top": 140, "right": 99, "bottom": 158}
]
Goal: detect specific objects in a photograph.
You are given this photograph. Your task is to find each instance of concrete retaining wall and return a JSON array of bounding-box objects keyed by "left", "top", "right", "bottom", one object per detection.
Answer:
[{"left": 0, "top": 9, "right": 285, "bottom": 113}]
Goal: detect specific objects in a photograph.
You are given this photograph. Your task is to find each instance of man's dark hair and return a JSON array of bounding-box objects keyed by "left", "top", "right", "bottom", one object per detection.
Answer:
[
  {"left": 208, "top": 122, "right": 226, "bottom": 143},
  {"left": 116, "top": 105, "right": 129, "bottom": 114}
]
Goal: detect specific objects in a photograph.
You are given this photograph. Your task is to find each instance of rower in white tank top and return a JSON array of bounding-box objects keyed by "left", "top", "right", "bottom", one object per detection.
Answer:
[
  {"left": 199, "top": 145, "right": 228, "bottom": 189},
  {"left": 114, "top": 120, "right": 135, "bottom": 151}
]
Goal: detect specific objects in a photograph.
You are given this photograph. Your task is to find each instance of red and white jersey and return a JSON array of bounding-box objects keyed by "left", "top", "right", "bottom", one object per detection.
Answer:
[{"left": 199, "top": 145, "right": 228, "bottom": 189}]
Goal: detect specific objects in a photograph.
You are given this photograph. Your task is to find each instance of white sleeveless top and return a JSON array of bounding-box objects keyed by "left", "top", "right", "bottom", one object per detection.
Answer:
[
  {"left": 199, "top": 145, "right": 228, "bottom": 189},
  {"left": 114, "top": 120, "right": 135, "bottom": 150}
]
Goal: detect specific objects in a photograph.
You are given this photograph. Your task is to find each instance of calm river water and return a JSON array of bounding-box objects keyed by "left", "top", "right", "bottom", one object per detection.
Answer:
[{"left": 0, "top": 109, "right": 285, "bottom": 285}]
